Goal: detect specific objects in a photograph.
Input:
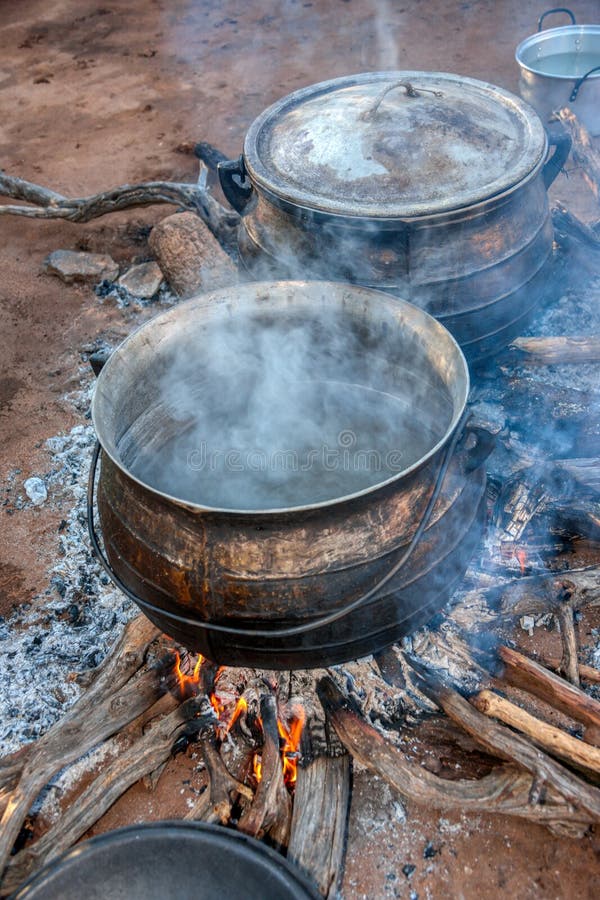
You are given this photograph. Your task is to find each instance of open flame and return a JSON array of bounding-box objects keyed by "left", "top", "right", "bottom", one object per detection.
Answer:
[
  {"left": 172, "top": 653, "right": 304, "bottom": 789},
  {"left": 278, "top": 707, "right": 306, "bottom": 786}
]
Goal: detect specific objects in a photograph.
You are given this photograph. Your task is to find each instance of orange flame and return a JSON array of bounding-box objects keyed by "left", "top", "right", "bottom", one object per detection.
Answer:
[
  {"left": 224, "top": 697, "right": 248, "bottom": 735},
  {"left": 515, "top": 547, "right": 528, "bottom": 575},
  {"left": 174, "top": 651, "right": 204, "bottom": 697},
  {"left": 278, "top": 707, "right": 306, "bottom": 787},
  {"left": 252, "top": 752, "right": 262, "bottom": 783}
]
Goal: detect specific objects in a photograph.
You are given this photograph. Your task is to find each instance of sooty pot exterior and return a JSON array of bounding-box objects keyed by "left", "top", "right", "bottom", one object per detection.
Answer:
[
  {"left": 96, "top": 432, "right": 487, "bottom": 669},
  {"left": 217, "top": 72, "right": 570, "bottom": 362}
]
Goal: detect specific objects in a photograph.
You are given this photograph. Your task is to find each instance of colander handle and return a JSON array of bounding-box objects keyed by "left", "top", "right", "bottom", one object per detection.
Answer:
[{"left": 537, "top": 8, "right": 576, "bottom": 31}]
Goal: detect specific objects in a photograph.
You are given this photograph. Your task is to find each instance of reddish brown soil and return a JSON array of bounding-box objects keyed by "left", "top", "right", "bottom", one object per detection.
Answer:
[{"left": 1, "top": 1, "right": 599, "bottom": 897}]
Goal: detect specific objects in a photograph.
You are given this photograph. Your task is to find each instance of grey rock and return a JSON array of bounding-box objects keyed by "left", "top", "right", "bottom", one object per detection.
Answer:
[
  {"left": 24, "top": 477, "right": 47, "bottom": 506},
  {"left": 43, "top": 250, "right": 119, "bottom": 285},
  {"left": 117, "top": 260, "right": 163, "bottom": 299}
]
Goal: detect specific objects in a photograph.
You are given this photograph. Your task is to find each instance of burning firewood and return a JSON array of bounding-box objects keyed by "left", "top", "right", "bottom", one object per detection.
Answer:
[
  {"left": 185, "top": 701, "right": 254, "bottom": 825},
  {"left": 316, "top": 675, "right": 598, "bottom": 836},
  {"left": 288, "top": 716, "right": 350, "bottom": 899},
  {"left": 238, "top": 692, "right": 292, "bottom": 848},
  {"left": 471, "top": 689, "right": 600, "bottom": 779}
]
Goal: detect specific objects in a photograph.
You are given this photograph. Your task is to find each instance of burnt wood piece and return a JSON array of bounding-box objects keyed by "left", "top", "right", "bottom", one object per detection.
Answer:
[
  {"left": 1, "top": 698, "right": 203, "bottom": 896},
  {"left": 238, "top": 693, "right": 292, "bottom": 848},
  {"left": 458, "top": 567, "right": 600, "bottom": 627},
  {"left": 555, "top": 599, "right": 581, "bottom": 686},
  {"left": 499, "top": 646, "right": 600, "bottom": 745},
  {"left": 556, "top": 108, "right": 600, "bottom": 201},
  {"left": 0, "top": 172, "right": 240, "bottom": 254},
  {"left": 194, "top": 142, "right": 229, "bottom": 170},
  {"left": 316, "top": 676, "right": 596, "bottom": 835},
  {"left": 551, "top": 203, "right": 600, "bottom": 250},
  {"left": 288, "top": 718, "right": 350, "bottom": 899},
  {"left": 508, "top": 336, "right": 600, "bottom": 366},
  {"left": 554, "top": 457, "right": 600, "bottom": 496},
  {"left": 0, "top": 637, "right": 174, "bottom": 881},
  {"left": 405, "top": 659, "right": 600, "bottom": 823},
  {"left": 185, "top": 702, "right": 253, "bottom": 825},
  {"left": 504, "top": 379, "right": 600, "bottom": 459},
  {"left": 472, "top": 689, "right": 600, "bottom": 779}
]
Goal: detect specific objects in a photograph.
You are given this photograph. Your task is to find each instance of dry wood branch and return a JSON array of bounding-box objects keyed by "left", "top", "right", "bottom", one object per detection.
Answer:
[
  {"left": 0, "top": 641, "right": 175, "bottom": 881},
  {"left": 0, "top": 172, "right": 240, "bottom": 253},
  {"left": 541, "top": 654, "right": 600, "bottom": 686},
  {"left": 0, "top": 616, "right": 157, "bottom": 800},
  {"left": 509, "top": 336, "right": 600, "bottom": 366},
  {"left": 238, "top": 693, "right": 292, "bottom": 848},
  {"left": 2, "top": 698, "right": 203, "bottom": 896},
  {"left": 556, "top": 108, "right": 600, "bottom": 200},
  {"left": 555, "top": 599, "right": 580, "bottom": 685},
  {"left": 499, "top": 646, "right": 600, "bottom": 744},
  {"left": 316, "top": 676, "right": 594, "bottom": 835},
  {"left": 472, "top": 689, "right": 600, "bottom": 779},
  {"left": 288, "top": 720, "right": 350, "bottom": 899},
  {"left": 405, "top": 659, "right": 600, "bottom": 823}
]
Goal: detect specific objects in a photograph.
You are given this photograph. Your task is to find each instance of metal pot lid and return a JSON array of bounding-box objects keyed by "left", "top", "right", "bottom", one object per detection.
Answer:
[{"left": 243, "top": 71, "right": 547, "bottom": 218}]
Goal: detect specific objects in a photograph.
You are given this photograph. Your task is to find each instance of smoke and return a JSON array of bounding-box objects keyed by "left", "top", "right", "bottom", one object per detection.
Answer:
[{"left": 118, "top": 294, "right": 456, "bottom": 510}]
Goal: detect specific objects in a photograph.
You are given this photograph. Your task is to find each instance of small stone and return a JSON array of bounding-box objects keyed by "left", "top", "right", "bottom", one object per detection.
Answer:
[
  {"left": 149, "top": 211, "right": 237, "bottom": 298},
  {"left": 43, "top": 250, "right": 119, "bottom": 284},
  {"left": 24, "top": 477, "right": 47, "bottom": 506},
  {"left": 402, "top": 864, "right": 416, "bottom": 879},
  {"left": 423, "top": 842, "right": 438, "bottom": 859},
  {"left": 519, "top": 615, "right": 535, "bottom": 636},
  {"left": 117, "top": 260, "right": 163, "bottom": 298}
]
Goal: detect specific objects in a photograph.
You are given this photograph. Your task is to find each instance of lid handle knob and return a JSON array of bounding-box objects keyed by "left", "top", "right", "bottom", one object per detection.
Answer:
[{"left": 362, "top": 81, "right": 444, "bottom": 121}]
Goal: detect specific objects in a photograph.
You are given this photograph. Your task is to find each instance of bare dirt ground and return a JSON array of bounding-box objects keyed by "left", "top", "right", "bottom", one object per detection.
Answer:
[{"left": 1, "top": 1, "right": 600, "bottom": 897}]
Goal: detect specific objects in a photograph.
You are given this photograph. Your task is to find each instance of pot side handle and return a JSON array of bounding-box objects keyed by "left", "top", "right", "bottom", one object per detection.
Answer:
[
  {"left": 456, "top": 423, "right": 495, "bottom": 473},
  {"left": 537, "top": 7, "right": 576, "bottom": 31},
  {"left": 217, "top": 155, "right": 254, "bottom": 214},
  {"left": 570, "top": 66, "right": 600, "bottom": 103},
  {"left": 542, "top": 124, "right": 572, "bottom": 188}
]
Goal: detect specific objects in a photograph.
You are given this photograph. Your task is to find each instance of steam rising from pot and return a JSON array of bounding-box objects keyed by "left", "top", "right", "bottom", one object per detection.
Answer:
[{"left": 116, "top": 297, "right": 456, "bottom": 511}]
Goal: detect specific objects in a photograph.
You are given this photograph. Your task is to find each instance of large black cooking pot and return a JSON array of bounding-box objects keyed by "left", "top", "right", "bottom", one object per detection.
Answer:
[
  {"left": 89, "top": 281, "right": 491, "bottom": 669},
  {"left": 211, "top": 71, "right": 570, "bottom": 362},
  {"left": 11, "top": 822, "right": 321, "bottom": 899}
]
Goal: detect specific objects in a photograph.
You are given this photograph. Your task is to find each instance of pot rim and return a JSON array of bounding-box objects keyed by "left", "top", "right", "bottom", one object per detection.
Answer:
[
  {"left": 516, "top": 24, "right": 600, "bottom": 80},
  {"left": 91, "top": 281, "right": 470, "bottom": 517}
]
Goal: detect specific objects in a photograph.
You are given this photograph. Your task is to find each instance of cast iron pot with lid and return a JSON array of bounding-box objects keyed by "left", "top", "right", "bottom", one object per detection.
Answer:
[
  {"left": 212, "top": 70, "right": 570, "bottom": 362},
  {"left": 88, "top": 281, "right": 492, "bottom": 670}
]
